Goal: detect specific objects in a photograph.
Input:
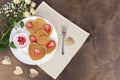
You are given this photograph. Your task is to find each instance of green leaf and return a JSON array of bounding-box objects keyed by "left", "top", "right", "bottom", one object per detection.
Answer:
[
  {"left": 0, "top": 28, "right": 11, "bottom": 41},
  {"left": 8, "top": 17, "right": 14, "bottom": 26},
  {"left": 14, "top": 21, "right": 17, "bottom": 26},
  {"left": 9, "top": 41, "right": 17, "bottom": 48},
  {"left": 0, "top": 43, "right": 8, "bottom": 51},
  {"left": 0, "top": 39, "right": 8, "bottom": 44},
  {"left": 19, "top": 21, "right": 24, "bottom": 28},
  {"left": 0, "top": 26, "right": 11, "bottom": 51}
]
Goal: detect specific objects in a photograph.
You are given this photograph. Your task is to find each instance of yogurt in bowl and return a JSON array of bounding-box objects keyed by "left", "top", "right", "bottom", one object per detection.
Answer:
[{"left": 14, "top": 33, "right": 29, "bottom": 48}]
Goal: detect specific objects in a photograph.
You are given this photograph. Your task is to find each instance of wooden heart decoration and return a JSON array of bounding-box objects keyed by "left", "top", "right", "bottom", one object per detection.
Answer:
[
  {"left": 13, "top": 66, "right": 23, "bottom": 75},
  {"left": 2, "top": 56, "right": 11, "bottom": 65},
  {"left": 29, "top": 43, "right": 47, "bottom": 60},
  {"left": 65, "top": 37, "right": 75, "bottom": 45},
  {"left": 30, "top": 68, "right": 39, "bottom": 78}
]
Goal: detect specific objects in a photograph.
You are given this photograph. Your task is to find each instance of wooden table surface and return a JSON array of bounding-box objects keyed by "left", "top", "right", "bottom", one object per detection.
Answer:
[{"left": 1, "top": 0, "right": 120, "bottom": 80}]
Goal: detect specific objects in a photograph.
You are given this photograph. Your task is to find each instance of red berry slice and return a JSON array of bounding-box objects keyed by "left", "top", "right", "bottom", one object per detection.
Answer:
[
  {"left": 46, "top": 40, "right": 55, "bottom": 48},
  {"left": 34, "top": 49, "right": 40, "bottom": 56},
  {"left": 44, "top": 24, "right": 51, "bottom": 33},
  {"left": 17, "top": 36, "right": 26, "bottom": 45},
  {"left": 26, "top": 22, "right": 33, "bottom": 28},
  {"left": 30, "top": 35, "right": 37, "bottom": 43}
]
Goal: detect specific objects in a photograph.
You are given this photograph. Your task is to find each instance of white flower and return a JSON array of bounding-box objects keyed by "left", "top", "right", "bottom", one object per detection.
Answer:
[
  {"left": 5, "top": 11, "right": 8, "bottom": 14},
  {"left": 11, "top": 3, "right": 14, "bottom": 8},
  {"left": 14, "top": 15, "right": 17, "bottom": 17},
  {"left": 13, "top": 0, "right": 21, "bottom": 4},
  {"left": 9, "top": 10, "right": 13, "bottom": 12},
  {"left": 6, "top": 14, "right": 9, "bottom": 17},
  {"left": 14, "top": 12, "right": 16, "bottom": 14},
  {"left": 23, "top": 11, "right": 31, "bottom": 17},
  {"left": 25, "top": 0, "right": 31, "bottom": 4},
  {"left": 30, "top": 2, "right": 36, "bottom": 8},
  {"left": 30, "top": 8, "right": 36, "bottom": 14}
]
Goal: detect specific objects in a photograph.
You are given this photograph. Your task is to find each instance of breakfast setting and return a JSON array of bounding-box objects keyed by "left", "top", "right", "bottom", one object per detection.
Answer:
[{"left": 0, "top": 0, "right": 92, "bottom": 80}]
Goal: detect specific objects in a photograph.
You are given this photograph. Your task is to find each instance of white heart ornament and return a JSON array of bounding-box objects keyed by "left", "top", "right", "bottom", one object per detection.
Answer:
[
  {"left": 2, "top": 56, "right": 11, "bottom": 65},
  {"left": 13, "top": 66, "right": 23, "bottom": 75},
  {"left": 65, "top": 37, "right": 75, "bottom": 45},
  {"left": 30, "top": 68, "right": 39, "bottom": 78}
]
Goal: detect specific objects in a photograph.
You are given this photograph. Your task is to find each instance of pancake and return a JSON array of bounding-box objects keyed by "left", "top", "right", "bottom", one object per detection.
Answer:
[
  {"left": 32, "top": 18, "right": 46, "bottom": 27},
  {"left": 35, "top": 30, "right": 49, "bottom": 39},
  {"left": 26, "top": 18, "right": 46, "bottom": 34},
  {"left": 29, "top": 43, "right": 46, "bottom": 60},
  {"left": 33, "top": 22, "right": 45, "bottom": 30},
  {"left": 27, "top": 18, "right": 56, "bottom": 56},
  {"left": 25, "top": 21, "right": 40, "bottom": 34},
  {"left": 25, "top": 20, "right": 35, "bottom": 34},
  {"left": 37, "top": 36, "right": 49, "bottom": 46},
  {"left": 46, "top": 40, "right": 56, "bottom": 54}
]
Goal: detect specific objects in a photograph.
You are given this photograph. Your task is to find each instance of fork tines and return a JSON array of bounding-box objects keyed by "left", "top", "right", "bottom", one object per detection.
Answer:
[{"left": 62, "top": 26, "right": 67, "bottom": 36}]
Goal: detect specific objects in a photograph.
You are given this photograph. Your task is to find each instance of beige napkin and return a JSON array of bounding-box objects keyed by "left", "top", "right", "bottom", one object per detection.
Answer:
[{"left": 35, "top": 1, "right": 90, "bottom": 79}]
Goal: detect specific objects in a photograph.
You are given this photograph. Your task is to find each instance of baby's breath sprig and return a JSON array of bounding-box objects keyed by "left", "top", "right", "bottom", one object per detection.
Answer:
[
  {"left": 0, "top": 0, "right": 36, "bottom": 51},
  {"left": 0, "top": 0, "right": 36, "bottom": 18}
]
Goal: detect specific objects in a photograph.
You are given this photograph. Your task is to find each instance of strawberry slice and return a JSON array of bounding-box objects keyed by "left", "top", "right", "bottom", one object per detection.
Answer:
[
  {"left": 46, "top": 40, "right": 55, "bottom": 48},
  {"left": 44, "top": 24, "right": 51, "bottom": 33},
  {"left": 29, "top": 35, "right": 37, "bottom": 43},
  {"left": 26, "top": 22, "right": 33, "bottom": 28},
  {"left": 18, "top": 36, "right": 26, "bottom": 45},
  {"left": 34, "top": 49, "right": 40, "bottom": 56}
]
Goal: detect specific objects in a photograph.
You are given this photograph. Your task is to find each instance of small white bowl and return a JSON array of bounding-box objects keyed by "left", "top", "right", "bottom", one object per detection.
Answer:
[{"left": 14, "top": 33, "right": 29, "bottom": 48}]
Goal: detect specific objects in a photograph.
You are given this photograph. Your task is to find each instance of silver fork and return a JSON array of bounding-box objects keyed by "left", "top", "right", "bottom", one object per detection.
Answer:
[{"left": 62, "top": 26, "right": 67, "bottom": 55}]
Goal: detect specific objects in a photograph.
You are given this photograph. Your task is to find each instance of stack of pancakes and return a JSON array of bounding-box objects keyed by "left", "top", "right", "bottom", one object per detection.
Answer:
[{"left": 26, "top": 18, "right": 56, "bottom": 60}]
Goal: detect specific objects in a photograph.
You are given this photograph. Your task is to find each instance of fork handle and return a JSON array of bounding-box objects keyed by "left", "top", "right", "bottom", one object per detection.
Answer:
[{"left": 62, "top": 36, "right": 65, "bottom": 55}]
